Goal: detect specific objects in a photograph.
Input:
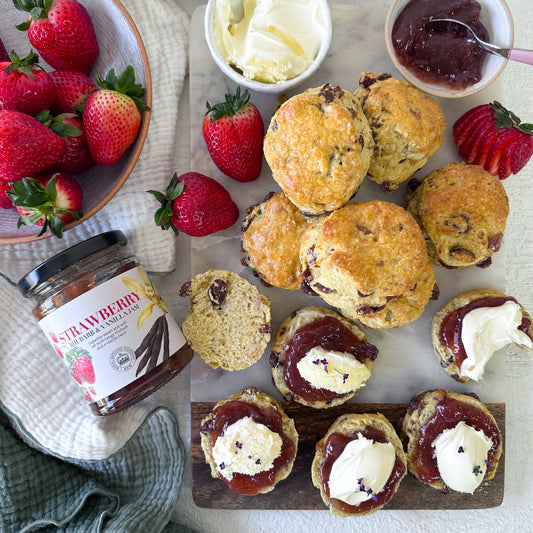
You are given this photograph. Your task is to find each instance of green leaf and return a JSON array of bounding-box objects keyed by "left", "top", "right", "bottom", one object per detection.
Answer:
[
  {"left": 15, "top": 20, "right": 31, "bottom": 31},
  {"left": 490, "top": 101, "right": 533, "bottom": 137}
]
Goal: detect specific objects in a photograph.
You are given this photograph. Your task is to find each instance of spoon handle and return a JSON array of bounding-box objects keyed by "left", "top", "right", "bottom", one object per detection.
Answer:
[{"left": 508, "top": 48, "right": 533, "bottom": 66}]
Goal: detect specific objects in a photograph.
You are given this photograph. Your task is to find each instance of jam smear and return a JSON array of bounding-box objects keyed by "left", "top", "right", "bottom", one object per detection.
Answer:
[
  {"left": 391, "top": 0, "right": 490, "bottom": 89},
  {"left": 439, "top": 296, "right": 532, "bottom": 369},
  {"left": 320, "top": 427, "right": 406, "bottom": 514},
  {"left": 410, "top": 397, "right": 501, "bottom": 485},
  {"left": 203, "top": 400, "right": 296, "bottom": 495},
  {"left": 283, "top": 316, "right": 378, "bottom": 402}
]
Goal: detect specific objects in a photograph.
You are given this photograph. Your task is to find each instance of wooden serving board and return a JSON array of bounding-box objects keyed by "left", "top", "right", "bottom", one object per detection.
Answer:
[{"left": 191, "top": 402, "right": 505, "bottom": 510}]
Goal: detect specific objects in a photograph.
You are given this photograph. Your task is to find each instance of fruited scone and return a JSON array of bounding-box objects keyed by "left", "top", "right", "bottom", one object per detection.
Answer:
[
  {"left": 270, "top": 306, "right": 379, "bottom": 408},
  {"left": 300, "top": 200, "right": 437, "bottom": 329},
  {"left": 180, "top": 269, "right": 271, "bottom": 370},
  {"left": 432, "top": 289, "right": 533, "bottom": 383},
  {"left": 241, "top": 192, "right": 321, "bottom": 290},
  {"left": 200, "top": 387, "right": 298, "bottom": 495},
  {"left": 263, "top": 83, "right": 373, "bottom": 215},
  {"left": 404, "top": 162, "right": 509, "bottom": 269},
  {"left": 400, "top": 390, "right": 502, "bottom": 494},
  {"left": 312, "top": 413, "right": 406, "bottom": 516},
  {"left": 354, "top": 72, "right": 445, "bottom": 191}
]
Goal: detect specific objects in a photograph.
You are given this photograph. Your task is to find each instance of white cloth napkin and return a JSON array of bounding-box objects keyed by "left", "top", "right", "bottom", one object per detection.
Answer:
[{"left": 0, "top": 0, "right": 189, "bottom": 460}]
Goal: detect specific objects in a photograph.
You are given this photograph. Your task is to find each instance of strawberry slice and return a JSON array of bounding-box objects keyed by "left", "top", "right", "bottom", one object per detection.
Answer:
[
  {"left": 485, "top": 128, "right": 522, "bottom": 177},
  {"left": 453, "top": 104, "right": 494, "bottom": 149},
  {"left": 458, "top": 115, "right": 495, "bottom": 162},
  {"left": 509, "top": 135, "right": 533, "bottom": 175}
]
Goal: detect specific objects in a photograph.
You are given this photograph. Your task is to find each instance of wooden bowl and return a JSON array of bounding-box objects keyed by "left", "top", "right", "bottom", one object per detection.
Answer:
[{"left": 0, "top": 0, "right": 152, "bottom": 244}]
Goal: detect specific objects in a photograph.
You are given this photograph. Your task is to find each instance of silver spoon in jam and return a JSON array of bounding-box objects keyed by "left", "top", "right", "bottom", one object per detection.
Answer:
[{"left": 426, "top": 18, "right": 533, "bottom": 66}]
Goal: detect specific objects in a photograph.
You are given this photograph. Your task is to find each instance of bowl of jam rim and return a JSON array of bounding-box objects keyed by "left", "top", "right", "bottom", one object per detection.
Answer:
[{"left": 385, "top": 0, "right": 514, "bottom": 98}]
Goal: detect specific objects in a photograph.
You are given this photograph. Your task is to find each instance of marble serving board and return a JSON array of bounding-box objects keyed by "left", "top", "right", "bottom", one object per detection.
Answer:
[{"left": 188, "top": 3, "right": 507, "bottom": 510}]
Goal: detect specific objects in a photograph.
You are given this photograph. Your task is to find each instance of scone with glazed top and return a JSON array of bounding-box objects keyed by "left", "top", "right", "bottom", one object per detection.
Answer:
[
  {"left": 200, "top": 387, "right": 298, "bottom": 495},
  {"left": 180, "top": 269, "right": 271, "bottom": 370},
  {"left": 432, "top": 289, "right": 533, "bottom": 383},
  {"left": 263, "top": 83, "right": 373, "bottom": 215},
  {"left": 270, "top": 306, "right": 378, "bottom": 408},
  {"left": 312, "top": 412, "right": 407, "bottom": 516},
  {"left": 400, "top": 390, "right": 502, "bottom": 494},
  {"left": 404, "top": 162, "right": 509, "bottom": 269},
  {"left": 241, "top": 191, "right": 322, "bottom": 290},
  {"left": 300, "top": 200, "right": 437, "bottom": 329},
  {"left": 354, "top": 72, "right": 445, "bottom": 191}
]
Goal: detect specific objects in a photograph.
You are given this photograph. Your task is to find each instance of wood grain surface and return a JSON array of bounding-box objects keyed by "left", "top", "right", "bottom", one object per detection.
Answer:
[{"left": 191, "top": 401, "right": 505, "bottom": 510}]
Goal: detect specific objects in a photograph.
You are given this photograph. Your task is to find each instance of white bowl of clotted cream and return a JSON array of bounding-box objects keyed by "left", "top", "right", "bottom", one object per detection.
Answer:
[{"left": 204, "top": 0, "right": 332, "bottom": 94}]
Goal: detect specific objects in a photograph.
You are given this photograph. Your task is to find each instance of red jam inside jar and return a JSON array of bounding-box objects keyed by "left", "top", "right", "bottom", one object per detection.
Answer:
[
  {"left": 201, "top": 399, "right": 297, "bottom": 495},
  {"left": 282, "top": 315, "right": 378, "bottom": 402},
  {"left": 391, "top": 0, "right": 490, "bottom": 89},
  {"left": 438, "top": 296, "right": 532, "bottom": 369},
  {"left": 18, "top": 231, "right": 193, "bottom": 416},
  {"left": 320, "top": 427, "right": 405, "bottom": 514},
  {"left": 409, "top": 396, "right": 501, "bottom": 485}
]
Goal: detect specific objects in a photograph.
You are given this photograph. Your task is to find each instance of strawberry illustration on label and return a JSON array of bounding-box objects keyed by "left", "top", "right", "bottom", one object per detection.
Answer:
[{"left": 65, "top": 346, "right": 95, "bottom": 385}]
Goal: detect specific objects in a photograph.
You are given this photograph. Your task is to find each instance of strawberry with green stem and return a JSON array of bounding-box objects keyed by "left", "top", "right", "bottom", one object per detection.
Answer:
[
  {"left": 83, "top": 66, "right": 148, "bottom": 166},
  {"left": 453, "top": 101, "right": 533, "bottom": 180},
  {"left": 7, "top": 171, "right": 83, "bottom": 238}
]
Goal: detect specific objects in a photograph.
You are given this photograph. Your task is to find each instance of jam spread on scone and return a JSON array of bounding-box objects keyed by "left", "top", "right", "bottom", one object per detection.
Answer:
[
  {"left": 439, "top": 296, "right": 533, "bottom": 379},
  {"left": 283, "top": 316, "right": 378, "bottom": 402},
  {"left": 319, "top": 427, "right": 406, "bottom": 515},
  {"left": 201, "top": 400, "right": 296, "bottom": 495}
]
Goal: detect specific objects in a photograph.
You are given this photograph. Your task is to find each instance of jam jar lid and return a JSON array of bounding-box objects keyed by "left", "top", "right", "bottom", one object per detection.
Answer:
[{"left": 17, "top": 230, "right": 128, "bottom": 297}]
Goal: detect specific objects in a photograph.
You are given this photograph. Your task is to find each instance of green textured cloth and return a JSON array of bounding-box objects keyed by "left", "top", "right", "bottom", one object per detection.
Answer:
[{"left": 0, "top": 407, "right": 195, "bottom": 533}]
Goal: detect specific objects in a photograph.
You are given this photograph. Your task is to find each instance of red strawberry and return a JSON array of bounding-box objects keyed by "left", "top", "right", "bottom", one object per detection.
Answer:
[
  {"left": 0, "top": 38, "right": 9, "bottom": 63},
  {"left": 49, "top": 70, "right": 97, "bottom": 115},
  {"left": 83, "top": 66, "right": 148, "bottom": 166},
  {"left": 0, "top": 110, "right": 69, "bottom": 181},
  {"left": 0, "top": 49, "right": 56, "bottom": 115},
  {"left": 71, "top": 354, "right": 95, "bottom": 384},
  {"left": 148, "top": 172, "right": 239, "bottom": 237},
  {"left": 202, "top": 87, "right": 264, "bottom": 182},
  {"left": 0, "top": 180, "right": 14, "bottom": 209},
  {"left": 14, "top": 0, "right": 99, "bottom": 74},
  {"left": 453, "top": 101, "right": 533, "bottom": 180},
  {"left": 7, "top": 171, "right": 83, "bottom": 238},
  {"left": 54, "top": 116, "right": 94, "bottom": 173}
]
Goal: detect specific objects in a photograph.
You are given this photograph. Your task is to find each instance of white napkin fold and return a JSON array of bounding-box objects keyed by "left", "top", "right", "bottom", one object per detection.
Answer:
[{"left": 0, "top": 0, "right": 189, "bottom": 460}]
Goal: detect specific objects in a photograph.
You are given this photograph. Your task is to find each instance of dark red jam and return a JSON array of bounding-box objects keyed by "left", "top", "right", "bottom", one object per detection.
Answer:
[
  {"left": 391, "top": 0, "right": 490, "bottom": 89},
  {"left": 283, "top": 316, "right": 378, "bottom": 402},
  {"left": 439, "top": 296, "right": 532, "bottom": 369},
  {"left": 320, "top": 427, "right": 406, "bottom": 514},
  {"left": 201, "top": 400, "right": 296, "bottom": 495},
  {"left": 410, "top": 396, "right": 501, "bottom": 485}
]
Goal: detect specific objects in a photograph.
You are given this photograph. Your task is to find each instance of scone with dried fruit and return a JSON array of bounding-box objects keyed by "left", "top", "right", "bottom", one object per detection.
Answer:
[
  {"left": 312, "top": 413, "right": 406, "bottom": 516},
  {"left": 400, "top": 390, "right": 502, "bottom": 494},
  {"left": 180, "top": 270, "right": 271, "bottom": 370},
  {"left": 270, "top": 306, "right": 378, "bottom": 408},
  {"left": 432, "top": 289, "right": 533, "bottom": 382},
  {"left": 200, "top": 387, "right": 298, "bottom": 495}
]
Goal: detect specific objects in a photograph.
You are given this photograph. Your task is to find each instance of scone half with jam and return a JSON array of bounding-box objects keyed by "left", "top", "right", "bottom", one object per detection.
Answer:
[
  {"left": 312, "top": 412, "right": 406, "bottom": 516},
  {"left": 270, "top": 306, "right": 378, "bottom": 408},
  {"left": 400, "top": 390, "right": 502, "bottom": 493},
  {"left": 180, "top": 269, "right": 272, "bottom": 370},
  {"left": 432, "top": 289, "right": 533, "bottom": 382},
  {"left": 200, "top": 387, "right": 298, "bottom": 495}
]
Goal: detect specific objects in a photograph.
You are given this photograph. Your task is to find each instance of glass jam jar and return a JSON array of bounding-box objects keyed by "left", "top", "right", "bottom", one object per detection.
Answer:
[{"left": 18, "top": 230, "right": 193, "bottom": 416}]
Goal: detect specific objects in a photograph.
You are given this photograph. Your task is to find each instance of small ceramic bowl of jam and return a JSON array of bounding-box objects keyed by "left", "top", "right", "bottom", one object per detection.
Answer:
[{"left": 385, "top": 0, "right": 514, "bottom": 98}]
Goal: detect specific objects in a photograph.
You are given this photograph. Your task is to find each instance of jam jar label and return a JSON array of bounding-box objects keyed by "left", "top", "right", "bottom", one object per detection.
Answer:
[{"left": 38, "top": 266, "right": 187, "bottom": 403}]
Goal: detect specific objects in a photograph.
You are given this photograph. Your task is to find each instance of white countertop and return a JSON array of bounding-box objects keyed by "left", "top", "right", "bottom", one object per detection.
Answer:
[{"left": 156, "top": 1, "right": 533, "bottom": 531}]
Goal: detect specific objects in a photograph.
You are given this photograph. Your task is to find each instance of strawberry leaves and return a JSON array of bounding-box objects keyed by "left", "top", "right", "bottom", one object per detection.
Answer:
[
  {"left": 95, "top": 66, "right": 149, "bottom": 112},
  {"left": 147, "top": 172, "right": 184, "bottom": 235},
  {"left": 490, "top": 101, "right": 533, "bottom": 136},
  {"left": 205, "top": 86, "right": 251, "bottom": 121}
]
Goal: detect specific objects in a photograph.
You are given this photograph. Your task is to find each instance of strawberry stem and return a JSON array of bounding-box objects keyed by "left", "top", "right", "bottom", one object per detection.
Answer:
[
  {"left": 95, "top": 66, "right": 149, "bottom": 111},
  {"left": 147, "top": 173, "right": 184, "bottom": 235},
  {"left": 2, "top": 49, "right": 41, "bottom": 77},
  {"left": 13, "top": 0, "right": 53, "bottom": 27},
  {"left": 490, "top": 101, "right": 533, "bottom": 136},
  {"left": 205, "top": 86, "right": 250, "bottom": 121}
]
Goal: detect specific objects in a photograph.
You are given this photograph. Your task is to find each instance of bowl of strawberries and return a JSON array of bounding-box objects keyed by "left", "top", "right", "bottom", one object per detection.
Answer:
[{"left": 0, "top": 0, "right": 151, "bottom": 243}]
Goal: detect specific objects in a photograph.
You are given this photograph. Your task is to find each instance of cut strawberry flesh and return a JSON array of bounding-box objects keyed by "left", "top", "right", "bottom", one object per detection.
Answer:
[
  {"left": 457, "top": 115, "right": 495, "bottom": 162},
  {"left": 485, "top": 128, "right": 522, "bottom": 176},
  {"left": 453, "top": 107, "right": 494, "bottom": 150},
  {"left": 509, "top": 134, "right": 533, "bottom": 175}
]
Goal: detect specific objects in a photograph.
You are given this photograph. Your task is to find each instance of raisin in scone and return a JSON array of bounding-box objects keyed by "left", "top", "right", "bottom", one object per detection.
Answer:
[
  {"left": 432, "top": 289, "right": 533, "bottom": 382},
  {"left": 200, "top": 387, "right": 298, "bottom": 495},
  {"left": 312, "top": 413, "right": 407, "bottom": 516},
  {"left": 404, "top": 162, "right": 509, "bottom": 269},
  {"left": 400, "top": 390, "right": 502, "bottom": 494},
  {"left": 241, "top": 192, "right": 322, "bottom": 290},
  {"left": 300, "top": 200, "right": 437, "bottom": 329},
  {"left": 270, "top": 306, "right": 379, "bottom": 408},
  {"left": 354, "top": 72, "right": 445, "bottom": 192},
  {"left": 263, "top": 83, "right": 373, "bottom": 215},
  {"left": 180, "top": 270, "right": 271, "bottom": 370}
]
